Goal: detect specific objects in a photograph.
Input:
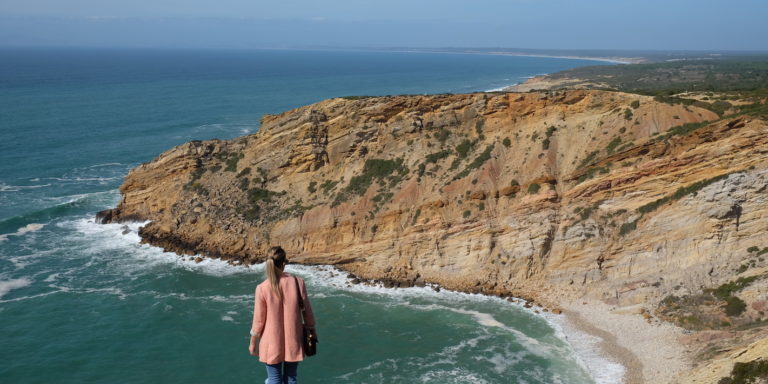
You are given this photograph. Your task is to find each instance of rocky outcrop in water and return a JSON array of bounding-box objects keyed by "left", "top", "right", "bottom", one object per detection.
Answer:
[{"left": 102, "top": 90, "right": 768, "bottom": 382}]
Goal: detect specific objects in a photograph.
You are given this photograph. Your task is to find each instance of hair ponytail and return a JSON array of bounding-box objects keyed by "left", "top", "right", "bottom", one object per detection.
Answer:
[{"left": 265, "top": 246, "right": 287, "bottom": 300}]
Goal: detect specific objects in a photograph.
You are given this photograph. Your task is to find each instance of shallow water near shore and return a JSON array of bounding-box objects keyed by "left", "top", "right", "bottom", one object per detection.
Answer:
[{"left": 0, "top": 48, "right": 619, "bottom": 383}]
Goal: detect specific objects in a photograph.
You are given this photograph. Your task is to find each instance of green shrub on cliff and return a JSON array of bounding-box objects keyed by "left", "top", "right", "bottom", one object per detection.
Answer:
[
  {"left": 224, "top": 158, "right": 238, "bottom": 172},
  {"left": 709, "top": 276, "right": 760, "bottom": 299},
  {"left": 576, "top": 163, "right": 612, "bottom": 184},
  {"left": 189, "top": 167, "right": 205, "bottom": 182},
  {"left": 718, "top": 359, "right": 768, "bottom": 384},
  {"left": 527, "top": 183, "right": 541, "bottom": 194},
  {"left": 619, "top": 219, "right": 638, "bottom": 236},
  {"left": 455, "top": 139, "right": 472, "bottom": 158},
  {"left": 189, "top": 182, "right": 208, "bottom": 196},
  {"left": 435, "top": 128, "right": 451, "bottom": 144},
  {"left": 236, "top": 167, "right": 251, "bottom": 178},
  {"left": 578, "top": 151, "right": 599, "bottom": 168},
  {"left": 248, "top": 188, "right": 281, "bottom": 203},
  {"left": 425, "top": 149, "right": 451, "bottom": 164},
  {"left": 543, "top": 126, "right": 557, "bottom": 150},
  {"left": 606, "top": 137, "right": 622, "bottom": 155},
  {"left": 453, "top": 144, "right": 494, "bottom": 180},
  {"left": 449, "top": 139, "right": 475, "bottom": 171},
  {"left": 637, "top": 172, "right": 732, "bottom": 214},
  {"left": 724, "top": 296, "right": 747, "bottom": 317},
  {"left": 320, "top": 180, "right": 338, "bottom": 194},
  {"left": 656, "top": 121, "right": 712, "bottom": 141},
  {"left": 411, "top": 208, "right": 421, "bottom": 225},
  {"left": 475, "top": 119, "right": 484, "bottom": 135},
  {"left": 332, "top": 158, "right": 409, "bottom": 206},
  {"left": 417, "top": 163, "right": 426, "bottom": 178}
]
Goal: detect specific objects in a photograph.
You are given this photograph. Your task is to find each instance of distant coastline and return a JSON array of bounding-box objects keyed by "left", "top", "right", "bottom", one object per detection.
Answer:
[{"left": 484, "top": 51, "right": 636, "bottom": 64}]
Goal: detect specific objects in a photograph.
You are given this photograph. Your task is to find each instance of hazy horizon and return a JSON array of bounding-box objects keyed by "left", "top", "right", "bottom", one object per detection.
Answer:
[{"left": 1, "top": 0, "right": 767, "bottom": 51}]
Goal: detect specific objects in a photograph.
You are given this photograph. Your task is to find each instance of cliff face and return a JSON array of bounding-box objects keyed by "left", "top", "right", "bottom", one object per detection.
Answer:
[
  {"left": 104, "top": 89, "right": 768, "bottom": 380},
  {"left": 104, "top": 90, "right": 767, "bottom": 300}
]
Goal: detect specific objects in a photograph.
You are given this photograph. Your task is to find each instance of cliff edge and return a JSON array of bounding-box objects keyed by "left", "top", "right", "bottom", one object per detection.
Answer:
[{"left": 101, "top": 90, "right": 768, "bottom": 383}]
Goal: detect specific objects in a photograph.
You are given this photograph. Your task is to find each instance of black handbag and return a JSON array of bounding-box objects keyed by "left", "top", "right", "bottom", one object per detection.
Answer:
[{"left": 293, "top": 276, "right": 318, "bottom": 356}]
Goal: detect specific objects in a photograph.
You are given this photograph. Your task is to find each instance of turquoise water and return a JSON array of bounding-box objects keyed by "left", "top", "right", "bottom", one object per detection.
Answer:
[{"left": 0, "top": 48, "right": 620, "bottom": 383}]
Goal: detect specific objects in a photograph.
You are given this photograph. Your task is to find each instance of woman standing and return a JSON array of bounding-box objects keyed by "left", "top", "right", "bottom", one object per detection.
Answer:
[{"left": 249, "top": 246, "right": 316, "bottom": 384}]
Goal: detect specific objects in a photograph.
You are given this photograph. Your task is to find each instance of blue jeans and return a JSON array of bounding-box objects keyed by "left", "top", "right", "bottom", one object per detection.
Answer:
[{"left": 265, "top": 361, "right": 298, "bottom": 384}]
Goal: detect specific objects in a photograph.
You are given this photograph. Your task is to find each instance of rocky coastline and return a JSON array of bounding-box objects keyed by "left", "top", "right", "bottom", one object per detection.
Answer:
[{"left": 100, "top": 90, "right": 768, "bottom": 383}]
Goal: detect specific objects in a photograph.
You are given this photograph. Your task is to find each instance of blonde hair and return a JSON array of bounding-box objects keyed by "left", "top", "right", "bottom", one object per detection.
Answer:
[{"left": 265, "top": 246, "right": 287, "bottom": 300}]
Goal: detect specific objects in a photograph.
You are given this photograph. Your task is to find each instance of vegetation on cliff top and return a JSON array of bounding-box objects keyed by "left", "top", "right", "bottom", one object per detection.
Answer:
[
  {"left": 532, "top": 59, "right": 768, "bottom": 120},
  {"left": 543, "top": 60, "right": 768, "bottom": 93}
]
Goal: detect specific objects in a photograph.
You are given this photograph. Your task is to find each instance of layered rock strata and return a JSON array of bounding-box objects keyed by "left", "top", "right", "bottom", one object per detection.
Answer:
[{"left": 101, "top": 90, "right": 768, "bottom": 381}]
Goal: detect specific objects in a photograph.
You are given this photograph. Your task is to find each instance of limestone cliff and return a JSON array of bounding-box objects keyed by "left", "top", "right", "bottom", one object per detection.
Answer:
[{"left": 101, "top": 90, "right": 768, "bottom": 382}]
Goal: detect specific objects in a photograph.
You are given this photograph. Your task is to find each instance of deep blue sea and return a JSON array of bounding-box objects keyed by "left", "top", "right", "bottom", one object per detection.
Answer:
[{"left": 0, "top": 48, "right": 622, "bottom": 383}]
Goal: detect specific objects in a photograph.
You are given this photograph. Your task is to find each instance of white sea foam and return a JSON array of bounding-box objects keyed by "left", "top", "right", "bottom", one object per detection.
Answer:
[
  {"left": 485, "top": 85, "right": 516, "bottom": 92},
  {"left": 67, "top": 218, "right": 255, "bottom": 277},
  {"left": 43, "top": 273, "right": 60, "bottom": 282},
  {"left": 485, "top": 351, "right": 527, "bottom": 374},
  {"left": 285, "top": 264, "right": 504, "bottom": 305},
  {"left": 543, "top": 312, "right": 626, "bottom": 384},
  {"left": 0, "top": 290, "right": 61, "bottom": 303},
  {"left": 86, "top": 162, "right": 124, "bottom": 168},
  {"left": 190, "top": 123, "right": 259, "bottom": 136},
  {"left": 44, "top": 282, "right": 129, "bottom": 300},
  {"left": 483, "top": 72, "right": 556, "bottom": 92},
  {"left": 419, "top": 368, "right": 492, "bottom": 384},
  {"left": 48, "top": 177, "right": 121, "bottom": 182},
  {"left": 289, "top": 264, "right": 624, "bottom": 383},
  {"left": 0, "top": 278, "right": 31, "bottom": 298},
  {"left": 221, "top": 315, "right": 234, "bottom": 322},
  {"left": 0, "top": 223, "right": 46, "bottom": 242},
  {"left": 37, "top": 190, "right": 120, "bottom": 210},
  {"left": 450, "top": 307, "right": 506, "bottom": 328},
  {"left": 0, "top": 183, "right": 51, "bottom": 192},
  {"left": 69, "top": 215, "right": 623, "bottom": 383}
]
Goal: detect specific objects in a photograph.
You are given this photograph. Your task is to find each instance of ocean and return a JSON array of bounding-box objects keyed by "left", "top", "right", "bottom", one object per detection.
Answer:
[{"left": 0, "top": 47, "right": 622, "bottom": 383}]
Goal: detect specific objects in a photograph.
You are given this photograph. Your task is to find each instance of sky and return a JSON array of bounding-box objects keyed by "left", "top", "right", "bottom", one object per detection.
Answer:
[{"left": 0, "top": 0, "right": 766, "bottom": 51}]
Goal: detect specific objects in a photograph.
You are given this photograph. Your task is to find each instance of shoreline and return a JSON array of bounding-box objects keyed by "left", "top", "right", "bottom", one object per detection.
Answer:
[
  {"left": 94, "top": 219, "right": 632, "bottom": 383},
  {"left": 558, "top": 299, "right": 691, "bottom": 384},
  {"left": 484, "top": 51, "right": 637, "bottom": 65},
  {"left": 107, "top": 219, "right": 669, "bottom": 384},
  {"left": 353, "top": 47, "right": 642, "bottom": 65},
  {"left": 322, "top": 47, "right": 635, "bottom": 94}
]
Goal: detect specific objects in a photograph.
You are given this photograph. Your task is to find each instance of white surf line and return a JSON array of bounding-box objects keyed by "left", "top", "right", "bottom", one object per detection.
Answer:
[
  {"left": 542, "top": 311, "right": 626, "bottom": 384},
  {"left": 78, "top": 217, "right": 624, "bottom": 383}
]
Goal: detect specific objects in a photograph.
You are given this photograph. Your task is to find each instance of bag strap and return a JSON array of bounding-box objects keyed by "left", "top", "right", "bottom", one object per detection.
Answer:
[{"left": 293, "top": 276, "right": 306, "bottom": 325}]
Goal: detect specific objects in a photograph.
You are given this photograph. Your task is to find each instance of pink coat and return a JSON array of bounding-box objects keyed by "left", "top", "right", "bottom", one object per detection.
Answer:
[{"left": 251, "top": 273, "right": 316, "bottom": 364}]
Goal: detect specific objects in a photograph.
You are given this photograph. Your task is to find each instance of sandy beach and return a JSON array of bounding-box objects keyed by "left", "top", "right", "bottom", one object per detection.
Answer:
[{"left": 558, "top": 300, "right": 691, "bottom": 384}]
